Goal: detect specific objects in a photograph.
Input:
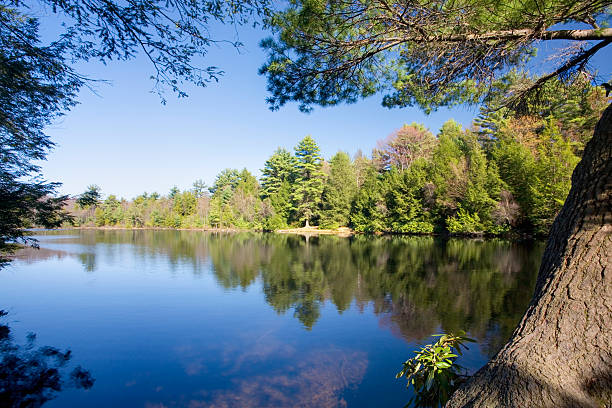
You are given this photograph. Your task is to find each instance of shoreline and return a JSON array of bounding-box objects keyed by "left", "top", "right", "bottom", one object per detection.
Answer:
[
  {"left": 38, "top": 225, "right": 357, "bottom": 236},
  {"left": 29, "top": 226, "right": 541, "bottom": 240}
]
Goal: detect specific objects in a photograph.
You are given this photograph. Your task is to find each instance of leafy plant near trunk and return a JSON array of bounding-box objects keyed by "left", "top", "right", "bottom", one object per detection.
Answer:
[{"left": 397, "top": 331, "right": 475, "bottom": 408}]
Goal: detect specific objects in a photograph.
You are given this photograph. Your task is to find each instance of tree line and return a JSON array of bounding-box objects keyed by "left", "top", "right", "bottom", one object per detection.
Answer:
[{"left": 69, "top": 78, "right": 606, "bottom": 236}]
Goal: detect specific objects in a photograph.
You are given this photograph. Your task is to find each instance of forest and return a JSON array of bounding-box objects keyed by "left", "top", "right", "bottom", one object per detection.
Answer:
[{"left": 67, "top": 77, "right": 607, "bottom": 237}]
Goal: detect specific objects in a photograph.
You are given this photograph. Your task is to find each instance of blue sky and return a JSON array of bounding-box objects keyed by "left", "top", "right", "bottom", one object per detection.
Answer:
[{"left": 39, "top": 22, "right": 611, "bottom": 199}]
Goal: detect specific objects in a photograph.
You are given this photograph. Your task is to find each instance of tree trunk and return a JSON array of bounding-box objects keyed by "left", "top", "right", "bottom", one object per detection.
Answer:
[
  {"left": 305, "top": 218, "right": 310, "bottom": 228},
  {"left": 447, "top": 104, "right": 612, "bottom": 407}
]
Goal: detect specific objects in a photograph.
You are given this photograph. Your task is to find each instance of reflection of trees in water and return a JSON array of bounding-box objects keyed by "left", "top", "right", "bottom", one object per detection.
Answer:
[
  {"left": 11, "top": 246, "right": 98, "bottom": 273},
  {"left": 206, "top": 234, "right": 544, "bottom": 355},
  {"left": 10, "top": 247, "right": 69, "bottom": 264},
  {"left": 0, "top": 311, "right": 94, "bottom": 407},
  {"left": 77, "top": 252, "right": 97, "bottom": 272},
  {"left": 26, "top": 230, "right": 543, "bottom": 354},
  {"left": 32, "top": 230, "right": 215, "bottom": 274}
]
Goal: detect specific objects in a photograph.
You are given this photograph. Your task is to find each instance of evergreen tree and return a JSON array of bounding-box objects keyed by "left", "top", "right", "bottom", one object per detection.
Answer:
[
  {"left": 236, "top": 168, "right": 259, "bottom": 195},
  {"left": 320, "top": 151, "right": 357, "bottom": 228},
  {"left": 192, "top": 179, "right": 208, "bottom": 198},
  {"left": 260, "top": 148, "right": 297, "bottom": 197},
  {"left": 385, "top": 161, "right": 434, "bottom": 234},
  {"left": 476, "top": 72, "right": 608, "bottom": 154},
  {"left": 269, "top": 180, "right": 293, "bottom": 226},
  {"left": 529, "top": 119, "right": 580, "bottom": 234},
  {"left": 231, "top": 169, "right": 261, "bottom": 228},
  {"left": 101, "top": 195, "right": 122, "bottom": 225},
  {"left": 428, "top": 121, "right": 504, "bottom": 234},
  {"left": 76, "top": 185, "right": 101, "bottom": 208},
  {"left": 209, "top": 169, "right": 240, "bottom": 195},
  {"left": 490, "top": 118, "right": 538, "bottom": 228},
  {"left": 429, "top": 121, "right": 470, "bottom": 221},
  {"left": 173, "top": 191, "right": 197, "bottom": 217},
  {"left": 168, "top": 186, "right": 180, "bottom": 199},
  {"left": 292, "top": 136, "right": 325, "bottom": 227},
  {"left": 350, "top": 166, "right": 387, "bottom": 233}
]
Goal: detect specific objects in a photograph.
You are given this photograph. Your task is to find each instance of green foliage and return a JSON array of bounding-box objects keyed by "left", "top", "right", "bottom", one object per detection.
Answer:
[
  {"left": 477, "top": 72, "right": 608, "bottom": 152},
  {"left": 76, "top": 185, "right": 101, "bottom": 208},
  {"left": 173, "top": 191, "right": 197, "bottom": 216},
  {"left": 68, "top": 109, "right": 587, "bottom": 236},
  {"left": 529, "top": 119, "right": 579, "bottom": 234},
  {"left": 446, "top": 208, "right": 483, "bottom": 235},
  {"left": 385, "top": 162, "right": 434, "bottom": 234},
  {"left": 397, "top": 331, "right": 475, "bottom": 408},
  {"left": 292, "top": 136, "right": 325, "bottom": 226},
  {"left": 488, "top": 114, "right": 582, "bottom": 232},
  {"left": 261, "top": 148, "right": 297, "bottom": 198},
  {"left": 169, "top": 186, "right": 180, "bottom": 199},
  {"left": 192, "top": 179, "right": 208, "bottom": 198},
  {"left": 261, "top": 1, "right": 609, "bottom": 113},
  {"left": 264, "top": 212, "right": 288, "bottom": 231},
  {"left": 269, "top": 180, "right": 293, "bottom": 223},
  {"left": 210, "top": 169, "right": 241, "bottom": 195},
  {"left": 320, "top": 151, "right": 357, "bottom": 228},
  {"left": 350, "top": 168, "right": 387, "bottom": 233}
]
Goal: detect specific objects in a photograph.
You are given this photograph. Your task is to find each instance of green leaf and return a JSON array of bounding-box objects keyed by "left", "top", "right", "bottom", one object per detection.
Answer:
[{"left": 425, "top": 370, "right": 434, "bottom": 391}]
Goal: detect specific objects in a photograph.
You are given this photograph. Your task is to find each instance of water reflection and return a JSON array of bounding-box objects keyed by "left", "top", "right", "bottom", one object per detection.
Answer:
[
  {"left": 6, "top": 230, "right": 545, "bottom": 407},
  {"left": 0, "top": 311, "right": 94, "bottom": 407},
  {"left": 20, "top": 230, "right": 543, "bottom": 358},
  {"left": 207, "top": 233, "right": 542, "bottom": 354}
]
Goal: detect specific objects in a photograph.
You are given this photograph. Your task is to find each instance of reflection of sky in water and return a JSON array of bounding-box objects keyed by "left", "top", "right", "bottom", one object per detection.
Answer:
[{"left": 1, "top": 230, "right": 544, "bottom": 407}]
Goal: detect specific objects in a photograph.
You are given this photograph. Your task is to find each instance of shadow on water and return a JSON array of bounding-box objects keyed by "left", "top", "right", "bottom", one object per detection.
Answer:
[{"left": 0, "top": 310, "right": 94, "bottom": 408}]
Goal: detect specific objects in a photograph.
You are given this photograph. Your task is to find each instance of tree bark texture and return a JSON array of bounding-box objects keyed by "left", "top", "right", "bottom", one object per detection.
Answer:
[{"left": 447, "top": 104, "right": 612, "bottom": 407}]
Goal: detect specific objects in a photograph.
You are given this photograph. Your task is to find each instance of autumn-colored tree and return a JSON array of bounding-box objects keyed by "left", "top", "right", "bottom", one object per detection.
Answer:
[{"left": 373, "top": 123, "right": 437, "bottom": 171}]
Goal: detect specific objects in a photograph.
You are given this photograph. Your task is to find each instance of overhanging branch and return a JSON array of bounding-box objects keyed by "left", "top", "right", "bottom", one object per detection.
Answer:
[{"left": 329, "top": 28, "right": 612, "bottom": 48}]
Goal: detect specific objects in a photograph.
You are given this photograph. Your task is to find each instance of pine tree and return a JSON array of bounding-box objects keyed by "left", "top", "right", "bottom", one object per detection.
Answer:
[
  {"left": 209, "top": 169, "right": 240, "bottom": 195},
  {"left": 292, "top": 136, "right": 325, "bottom": 227},
  {"left": 76, "top": 185, "right": 101, "bottom": 208},
  {"left": 260, "top": 148, "right": 297, "bottom": 198}
]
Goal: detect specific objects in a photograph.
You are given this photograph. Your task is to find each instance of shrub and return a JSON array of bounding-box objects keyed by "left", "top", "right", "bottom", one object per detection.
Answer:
[{"left": 397, "top": 331, "right": 475, "bottom": 407}]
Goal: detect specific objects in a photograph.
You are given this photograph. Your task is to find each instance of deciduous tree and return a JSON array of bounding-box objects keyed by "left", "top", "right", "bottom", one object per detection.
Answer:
[{"left": 373, "top": 123, "right": 437, "bottom": 171}]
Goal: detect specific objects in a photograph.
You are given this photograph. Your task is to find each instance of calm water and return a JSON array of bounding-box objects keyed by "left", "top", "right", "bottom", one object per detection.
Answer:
[{"left": 1, "top": 230, "right": 544, "bottom": 407}]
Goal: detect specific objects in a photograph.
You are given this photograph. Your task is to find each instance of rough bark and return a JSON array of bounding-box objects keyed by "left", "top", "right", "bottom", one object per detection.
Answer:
[{"left": 446, "top": 104, "right": 612, "bottom": 407}]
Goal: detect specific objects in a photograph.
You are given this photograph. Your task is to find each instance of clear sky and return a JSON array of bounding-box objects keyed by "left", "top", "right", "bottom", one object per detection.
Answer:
[{"left": 38, "top": 22, "right": 611, "bottom": 200}]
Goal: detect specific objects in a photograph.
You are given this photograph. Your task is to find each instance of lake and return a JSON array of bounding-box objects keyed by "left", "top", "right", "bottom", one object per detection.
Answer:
[{"left": 1, "top": 230, "right": 544, "bottom": 407}]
